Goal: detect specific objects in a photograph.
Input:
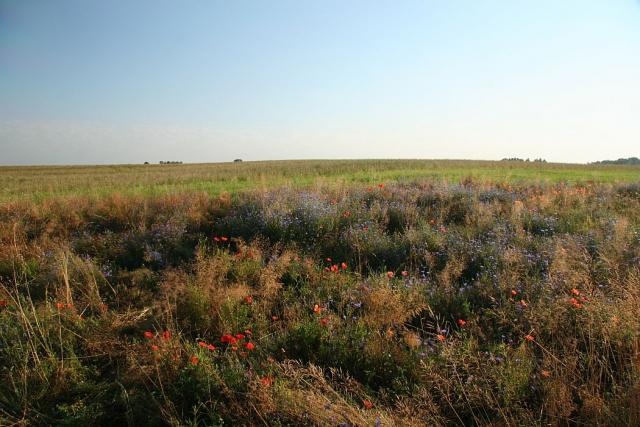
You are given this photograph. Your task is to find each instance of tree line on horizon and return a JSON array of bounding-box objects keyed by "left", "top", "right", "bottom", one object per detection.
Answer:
[
  {"left": 590, "top": 157, "right": 640, "bottom": 165},
  {"left": 500, "top": 158, "right": 547, "bottom": 163}
]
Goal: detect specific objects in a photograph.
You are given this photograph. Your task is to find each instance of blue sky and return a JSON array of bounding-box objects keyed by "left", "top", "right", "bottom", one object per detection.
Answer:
[{"left": 1, "top": 0, "right": 639, "bottom": 164}]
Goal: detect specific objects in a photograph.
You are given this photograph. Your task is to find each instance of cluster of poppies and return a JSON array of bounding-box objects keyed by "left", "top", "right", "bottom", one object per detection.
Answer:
[
  {"left": 220, "top": 331, "right": 255, "bottom": 353},
  {"left": 212, "top": 235, "right": 230, "bottom": 243},
  {"left": 143, "top": 330, "right": 171, "bottom": 351},
  {"left": 509, "top": 289, "right": 529, "bottom": 308},
  {"left": 235, "top": 248, "right": 257, "bottom": 260},
  {"left": 366, "top": 183, "right": 385, "bottom": 191},
  {"left": 55, "top": 302, "right": 74, "bottom": 310},
  {"left": 323, "top": 258, "right": 348, "bottom": 273},
  {"left": 313, "top": 304, "right": 329, "bottom": 326},
  {"left": 386, "top": 271, "right": 409, "bottom": 279},
  {"left": 569, "top": 288, "right": 587, "bottom": 308},
  {"left": 430, "top": 319, "right": 468, "bottom": 344},
  {"left": 197, "top": 340, "right": 217, "bottom": 351}
]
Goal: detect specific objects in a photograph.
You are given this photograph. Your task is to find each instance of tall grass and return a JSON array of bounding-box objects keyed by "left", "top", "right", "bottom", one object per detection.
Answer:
[{"left": 1, "top": 178, "right": 639, "bottom": 425}]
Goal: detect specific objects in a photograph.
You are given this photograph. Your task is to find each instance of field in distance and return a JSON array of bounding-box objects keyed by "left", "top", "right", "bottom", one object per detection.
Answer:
[{"left": 2, "top": 159, "right": 639, "bottom": 202}]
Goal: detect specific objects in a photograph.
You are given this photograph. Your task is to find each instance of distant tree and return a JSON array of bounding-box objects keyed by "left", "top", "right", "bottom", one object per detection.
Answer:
[
  {"left": 502, "top": 157, "right": 547, "bottom": 163},
  {"left": 591, "top": 157, "right": 640, "bottom": 165},
  {"left": 144, "top": 161, "right": 149, "bottom": 165},
  {"left": 234, "top": 159, "right": 243, "bottom": 163}
]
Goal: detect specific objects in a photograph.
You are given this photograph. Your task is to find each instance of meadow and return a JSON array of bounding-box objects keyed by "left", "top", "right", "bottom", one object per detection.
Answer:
[
  {"left": 2, "top": 159, "right": 640, "bottom": 202},
  {"left": 1, "top": 160, "right": 640, "bottom": 426}
]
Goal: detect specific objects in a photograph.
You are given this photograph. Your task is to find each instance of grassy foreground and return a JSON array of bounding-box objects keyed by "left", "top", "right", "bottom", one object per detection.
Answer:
[
  {"left": 1, "top": 161, "right": 640, "bottom": 425},
  {"left": 1, "top": 159, "right": 640, "bottom": 202}
]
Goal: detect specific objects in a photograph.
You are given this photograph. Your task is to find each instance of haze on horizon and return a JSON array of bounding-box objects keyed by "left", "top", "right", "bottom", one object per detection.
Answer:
[{"left": 1, "top": 0, "right": 639, "bottom": 166}]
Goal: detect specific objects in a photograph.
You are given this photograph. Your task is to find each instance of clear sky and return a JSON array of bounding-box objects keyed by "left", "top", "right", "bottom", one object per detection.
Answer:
[{"left": 1, "top": 0, "right": 639, "bottom": 165}]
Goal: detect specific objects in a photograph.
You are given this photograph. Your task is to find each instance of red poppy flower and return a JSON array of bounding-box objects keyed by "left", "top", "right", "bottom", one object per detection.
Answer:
[
  {"left": 326, "top": 257, "right": 332, "bottom": 262},
  {"left": 457, "top": 319, "right": 466, "bottom": 327},
  {"left": 330, "top": 264, "right": 339, "bottom": 273},
  {"left": 541, "top": 370, "right": 551, "bottom": 378},
  {"left": 271, "top": 315, "right": 278, "bottom": 321},
  {"left": 511, "top": 289, "right": 518, "bottom": 296},
  {"left": 162, "top": 330, "right": 171, "bottom": 340},
  {"left": 221, "top": 334, "right": 236, "bottom": 343},
  {"left": 569, "top": 297, "right": 582, "bottom": 308},
  {"left": 244, "top": 329, "right": 252, "bottom": 335},
  {"left": 341, "top": 262, "right": 347, "bottom": 270},
  {"left": 525, "top": 334, "right": 534, "bottom": 342},
  {"left": 320, "top": 318, "right": 329, "bottom": 326},
  {"left": 244, "top": 295, "right": 253, "bottom": 305},
  {"left": 231, "top": 346, "right": 238, "bottom": 351},
  {"left": 235, "top": 333, "right": 245, "bottom": 340},
  {"left": 313, "top": 304, "right": 322, "bottom": 314},
  {"left": 221, "top": 236, "right": 228, "bottom": 242},
  {"left": 436, "top": 334, "right": 446, "bottom": 342},
  {"left": 245, "top": 342, "right": 255, "bottom": 350},
  {"left": 571, "top": 288, "right": 580, "bottom": 296},
  {"left": 377, "top": 183, "right": 384, "bottom": 188},
  {"left": 387, "top": 271, "right": 395, "bottom": 278},
  {"left": 260, "top": 375, "right": 274, "bottom": 386},
  {"left": 144, "top": 331, "right": 154, "bottom": 339},
  {"left": 198, "top": 341, "right": 207, "bottom": 347},
  {"left": 207, "top": 344, "right": 216, "bottom": 351},
  {"left": 56, "top": 302, "right": 65, "bottom": 310},
  {"left": 191, "top": 356, "right": 199, "bottom": 365},
  {"left": 519, "top": 300, "right": 528, "bottom": 308},
  {"left": 151, "top": 344, "right": 160, "bottom": 351},
  {"left": 363, "top": 399, "right": 374, "bottom": 409},
  {"left": 213, "top": 236, "right": 220, "bottom": 242}
]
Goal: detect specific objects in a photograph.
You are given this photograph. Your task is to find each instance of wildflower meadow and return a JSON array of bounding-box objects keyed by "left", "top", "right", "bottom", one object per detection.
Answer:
[{"left": 1, "top": 162, "right": 639, "bottom": 425}]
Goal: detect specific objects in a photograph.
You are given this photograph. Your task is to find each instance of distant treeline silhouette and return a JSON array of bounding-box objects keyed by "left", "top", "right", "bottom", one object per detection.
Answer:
[
  {"left": 591, "top": 157, "right": 640, "bottom": 165},
  {"left": 159, "top": 161, "right": 183, "bottom": 165},
  {"left": 501, "top": 158, "right": 547, "bottom": 163}
]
